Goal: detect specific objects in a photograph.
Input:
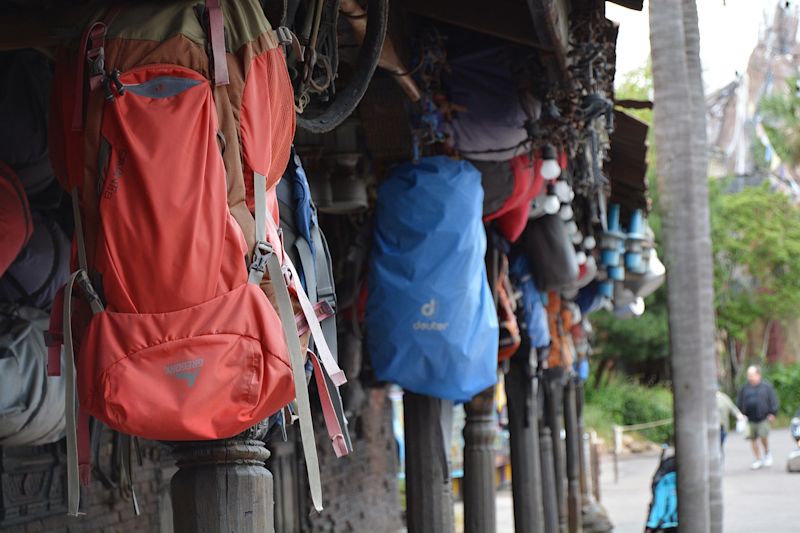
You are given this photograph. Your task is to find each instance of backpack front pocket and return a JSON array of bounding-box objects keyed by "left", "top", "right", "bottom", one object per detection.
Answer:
[{"left": 79, "top": 283, "right": 293, "bottom": 440}]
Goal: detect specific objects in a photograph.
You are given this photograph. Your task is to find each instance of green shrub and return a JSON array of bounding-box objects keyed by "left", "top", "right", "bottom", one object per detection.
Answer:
[
  {"left": 584, "top": 377, "right": 674, "bottom": 444},
  {"left": 762, "top": 363, "right": 800, "bottom": 418}
]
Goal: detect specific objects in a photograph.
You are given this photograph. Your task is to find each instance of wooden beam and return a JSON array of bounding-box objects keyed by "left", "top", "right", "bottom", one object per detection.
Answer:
[
  {"left": 524, "top": 0, "right": 570, "bottom": 82},
  {"left": 0, "top": 7, "right": 95, "bottom": 55},
  {"left": 404, "top": 0, "right": 554, "bottom": 51}
]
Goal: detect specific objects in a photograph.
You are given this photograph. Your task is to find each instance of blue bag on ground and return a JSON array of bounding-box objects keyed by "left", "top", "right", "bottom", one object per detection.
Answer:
[{"left": 367, "top": 156, "right": 498, "bottom": 402}]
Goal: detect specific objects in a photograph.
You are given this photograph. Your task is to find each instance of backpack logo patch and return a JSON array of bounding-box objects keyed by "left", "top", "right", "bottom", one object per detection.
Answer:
[
  {"left": 164, "top": 358, "right": 204, "bottom": 388},
  {"left": 103, "top": 149, "right": 128, "bottom": 200},
  {"left": 414, "top": 299, "right": 449, "bottom": 331},
  {"left": 421, "top": 299, "right": 437, "bottom": 317}
]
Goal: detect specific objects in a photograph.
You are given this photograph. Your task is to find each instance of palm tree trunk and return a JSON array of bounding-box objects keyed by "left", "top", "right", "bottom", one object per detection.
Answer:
[
  {"left": 650, "top": 1, "right": 714, "bottom": 531},
  {"left": 679, "top": 1, "right": 723, "bottom": 530}
]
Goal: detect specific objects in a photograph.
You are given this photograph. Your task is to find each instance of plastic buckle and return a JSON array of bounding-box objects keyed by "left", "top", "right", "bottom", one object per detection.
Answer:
[
  {"left": 275, "top": 26, "right": 293, "bottom": 46},
  {"left": 76, "top": 271, "right": 104, "bottom": 314},
  {"left": 249, "top": 241, "right": 272, "bottom": 276}
]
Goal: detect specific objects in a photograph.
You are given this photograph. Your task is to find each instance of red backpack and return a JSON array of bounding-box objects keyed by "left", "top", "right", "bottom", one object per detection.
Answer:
[
  {"left": 0, "top": 161, "right": 33, "bottom": 275},
  {"left": 48, "top": 0, "right": 347, "bottom": 515}
]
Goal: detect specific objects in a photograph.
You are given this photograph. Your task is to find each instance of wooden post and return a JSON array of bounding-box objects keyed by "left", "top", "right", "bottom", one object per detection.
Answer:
[
  {"left": 505, "top": 347, "right": 544, "bottom": 532},
  {"left": 577, "top": 382, "right": 589, "bottom": 502},
  {"left": 538, "top": 424, "right": 560, "bottom": 533},
  {"left": 563, "top": 378, "right": 583, "bottom": 533},
  {"left": 590, "top": 433, "right": 601, "bottom": 503},
  {"left": 170, "top": 430, "right": 274, "bottom": 533},
  {"left": 544, "top": 367, "right": 567, "bottom": 530},
  {"left": 266, "top": 426, "right": 302, "bottom": 533},
  {"left": 463, "top": 385, "right": 497, "bottom": 533},
  {"left": 404, "top": 391, "right": 456, "bottom": 533}
]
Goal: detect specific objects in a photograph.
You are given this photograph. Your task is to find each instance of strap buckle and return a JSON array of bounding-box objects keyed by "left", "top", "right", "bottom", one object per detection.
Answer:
[
  {"left": 76, "top": 270, "right": 104, "bottom": 314},
  {"left": 248, "top": 241, "right": 273, "bottom": 285}
]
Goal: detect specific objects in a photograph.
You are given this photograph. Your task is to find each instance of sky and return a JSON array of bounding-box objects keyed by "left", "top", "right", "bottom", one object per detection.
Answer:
[{"left": 606, "top": 0, "right": 789, "bottom": 92}]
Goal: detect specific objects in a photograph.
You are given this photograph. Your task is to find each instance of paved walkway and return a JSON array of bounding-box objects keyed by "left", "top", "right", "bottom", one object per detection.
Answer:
[{"left": 601, "top": 428, "right": 800, "bottom": 532}]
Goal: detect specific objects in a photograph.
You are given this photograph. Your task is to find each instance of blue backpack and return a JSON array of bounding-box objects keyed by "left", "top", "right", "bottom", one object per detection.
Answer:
[
  {"left": 647, "top": 455, "right": 678, "bottom": 530},
  {"left": 366, "top": 156, "right": 498, "bottom": 402},
  {"left": 277, "top": 148, "right": 352, "bottom": 453},
  {"left": 508, "top": 253, "right": 550, "bottom": 349}
]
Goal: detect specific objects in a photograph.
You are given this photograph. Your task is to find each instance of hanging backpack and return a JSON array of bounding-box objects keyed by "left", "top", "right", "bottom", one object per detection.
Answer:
[
  {"left": 0, "top": 162, "right": 32, "bottom": 275},
  {"left": 508, "top": 253, "right": 550, "bottom": 350},
  {"left": 0, "top": 305, "right": 65, "bottom": 447},
  {"left": 439, "top": 35, "right": 533, "bottom": 161},
  {"left": 0, "top": 211, "right": 70, "bottom": 310},
  {"left": 518, "top": 214, "right": 579, "bottom": 292},
  {"left": 367, "top": 156, "right": 498, "bottom": 402},
  {"left": 0, "top": 49, "right": 55, "bottom": 199},
  {"left": 277, "top": 148, "right": 352, "bottom": 452},
  {"left": 473, "top": 154, "right": 544, "bottom": 243},
  {"left": 47, "top": 0, "right": 345, "bottom": 515},
  {"left": 496, "top": 260, "right": 521, "bottom": 363}
]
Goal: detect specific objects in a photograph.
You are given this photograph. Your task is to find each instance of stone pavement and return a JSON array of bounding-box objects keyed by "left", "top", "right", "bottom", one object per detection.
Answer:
[{"left": 601, "top": 427, "right": 799, "bottom": 533}]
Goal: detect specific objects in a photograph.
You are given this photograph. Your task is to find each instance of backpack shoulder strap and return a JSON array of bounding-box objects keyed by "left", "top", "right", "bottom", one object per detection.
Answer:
[{"left": 248, "top": 171, "right": 323, "bottom": 512}]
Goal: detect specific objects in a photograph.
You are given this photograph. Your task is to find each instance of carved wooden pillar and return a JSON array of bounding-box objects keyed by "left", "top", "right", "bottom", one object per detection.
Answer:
[
  {"left": 505, "top": 346, "right": 544, "bottom": 533},
  {"left": 404, "top": 391, "right": 455, "bottom": 533},
  {"left": 538, "top": 423, "right": 560, "bottom": 533},
  {"left": 463, "top": 385, "right": 497, "bottom": 533},
  {"left": 544, "top": 366, "right": 567, "bottom": 531},
  {"left": 563, "top": 377, "right": 583, "bottom": 533},
  {"left": 267, "top": 426, "right": 302, "bottom": 533},
  {"left": 170, "top": 428, "right": 274, "bottom": 533}
]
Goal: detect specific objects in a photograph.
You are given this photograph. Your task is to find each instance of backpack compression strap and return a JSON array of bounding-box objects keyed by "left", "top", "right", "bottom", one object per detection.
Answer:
[
  {"left": 205, "top": 0, "right": 229, "bottom": 86},
  {"left": 248, "top": 171, "right": 323, "bottom": 512}
]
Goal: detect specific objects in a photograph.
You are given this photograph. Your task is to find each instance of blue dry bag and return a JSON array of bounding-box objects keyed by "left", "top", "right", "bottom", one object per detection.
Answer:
[{"left": 367, "top": 156, "right": 498, "bottom": 402}]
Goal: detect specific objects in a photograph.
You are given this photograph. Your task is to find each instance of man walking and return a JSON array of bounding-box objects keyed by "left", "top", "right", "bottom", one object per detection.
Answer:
[{"left": 737, "top": 366, "right": 779, "bottom": 469}]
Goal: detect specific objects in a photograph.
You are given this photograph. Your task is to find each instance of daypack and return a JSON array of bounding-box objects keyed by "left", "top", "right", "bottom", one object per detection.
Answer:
[
  {"left": 0, "top": 161, "right": 32, "bottom": 275},
  {"left": 473, "top": 154, "right": 544, "bottom": 243},
  {"left": 0, "top": 49, "right": 54, "bottom": 198},
  {"left": 518, "top": 214, "right": 579, "bottom": 292},
  {"left": 48, "top": 0, "right": 345, "bottom": 515},
  {"left": 0, "top": 305, "right": 65, "bottom": 447},
  {"left": 277, "top": 148, "right": 352, "bottom": 452},
  {"left": 0, "top": 211, "right": 70, "bottom": 309},
  {"left": 496, "top": 261, "right": 521, "bottom": 363},
  {"left": 367, "top": 156, "right": 498, "bottom": 402},
  {"left": 440, "top": 39, "right": 533, "bottom": 161},
  {"left": 646, "top": 455, "right": 678, "bottom": 530},
  {"left": 485, "top": 233, "right": 521, "bottom": 364},
  {"left": 508, "top": 253, "right": 550, "bottom": 349}
]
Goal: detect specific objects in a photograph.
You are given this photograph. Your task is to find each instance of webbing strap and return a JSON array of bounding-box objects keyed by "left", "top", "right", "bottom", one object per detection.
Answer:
[
  {"left": 313, "top": 226, "right": 339, "bottom": 359},
  {"left": 266, "top": 249, "right": 323, "bottom": 512},
  {"left": 63, "top": 271, "right": 82, "bottom": 516},
  {"left": 294, "top": 301, "right": 335, "bottom": 337},
  {"left": 308, "top": 352, "right": 348, "bottom": 457},
  {"left": 284, "top": 257, "right": 346, "bottom": 386},
  {"left": 119, "top": 434, "right": 141, "bottom": 515},
  {"left": 71, "top": 189, "right": 88, "bottom": 273},
  {"left": 296, "top": 239, "right": 318, "bottom": 302},
  {"left": 248, "top": 172, "right": 269, "bottom": 285},
  {"left": 206, "top": 0, "right": 229, "bottom": 86}
]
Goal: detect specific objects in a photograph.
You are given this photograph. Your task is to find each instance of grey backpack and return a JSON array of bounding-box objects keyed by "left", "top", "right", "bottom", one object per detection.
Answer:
[
  {"left": 277, "top": 149, "right": 351, "bottom": 452},
  {"left": 0, "top": 304, "right": 65, "bottom": 446}
]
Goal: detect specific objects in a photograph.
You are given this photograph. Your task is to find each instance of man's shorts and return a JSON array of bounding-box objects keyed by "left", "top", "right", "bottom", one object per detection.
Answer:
[{"left": 747, "top": 420, "right": 771, "bottom": 440}]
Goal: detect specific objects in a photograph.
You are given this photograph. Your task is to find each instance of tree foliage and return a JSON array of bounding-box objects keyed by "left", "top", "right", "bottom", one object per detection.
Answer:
[
  {"left": 761, "top": 76, "right": 800, "bottom": 168},
  {"left": 710, "top": 180, "right": 800, "bottom": 343}
]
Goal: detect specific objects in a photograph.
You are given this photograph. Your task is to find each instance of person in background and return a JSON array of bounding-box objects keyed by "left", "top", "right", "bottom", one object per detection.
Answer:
[
  {"left": 736, "top": 365, "right": 779, "bottom": 470},
  {"left": 717, "top": 388, "right": 746, "bottom": 456}
]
